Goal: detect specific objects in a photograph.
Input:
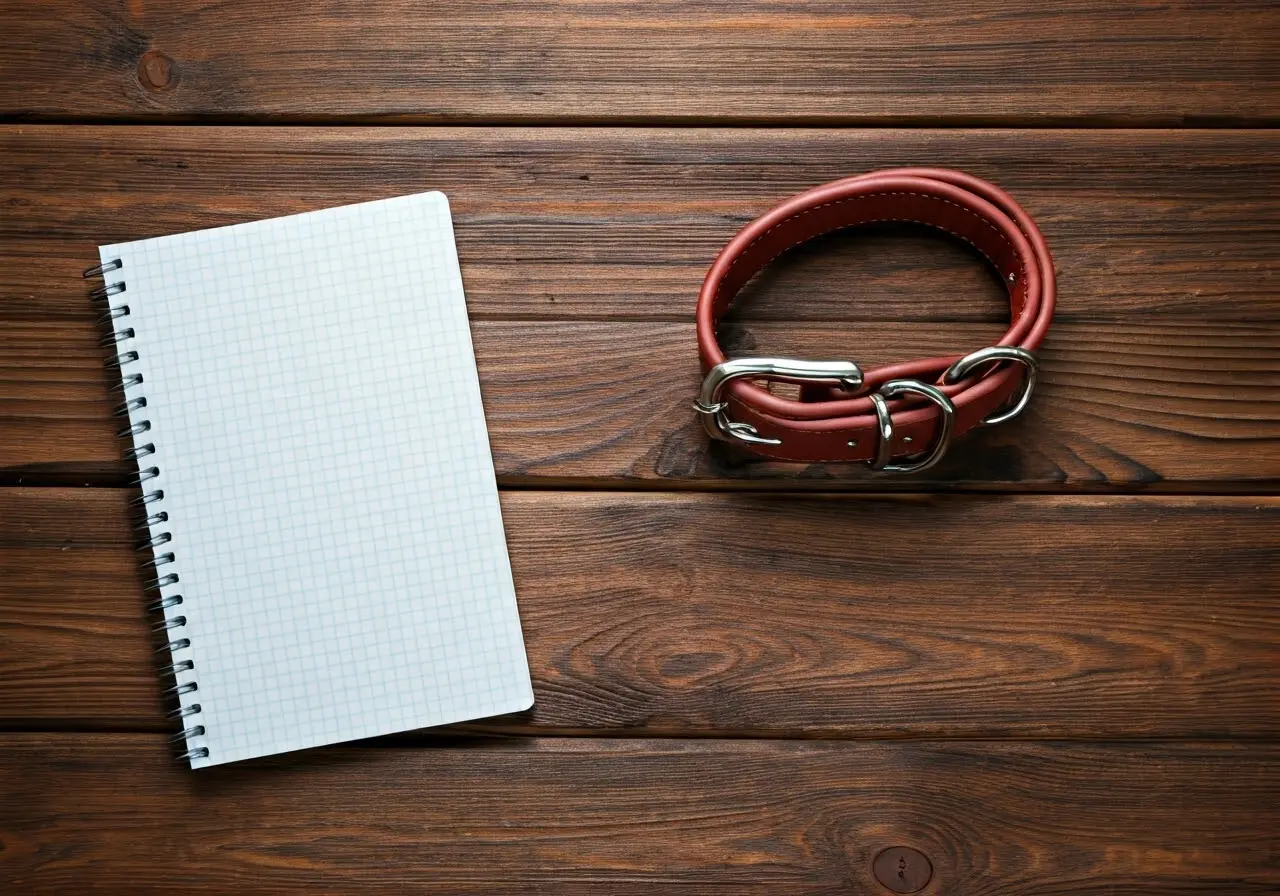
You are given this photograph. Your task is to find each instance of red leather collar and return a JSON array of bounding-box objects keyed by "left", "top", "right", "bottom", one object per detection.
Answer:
[{"left": 694, "top": 168, "right": 1055, "bottom": 471}]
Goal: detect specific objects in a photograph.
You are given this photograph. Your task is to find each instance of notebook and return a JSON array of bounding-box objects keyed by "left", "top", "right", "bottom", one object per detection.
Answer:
[{"left": 89, "top": 191, "right": 534, "bottom": 768}]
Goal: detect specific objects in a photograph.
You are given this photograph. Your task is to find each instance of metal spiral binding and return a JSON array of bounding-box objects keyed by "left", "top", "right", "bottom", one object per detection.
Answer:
[{"left": 85, "top": 259, "right": 209, "bottom": 765}]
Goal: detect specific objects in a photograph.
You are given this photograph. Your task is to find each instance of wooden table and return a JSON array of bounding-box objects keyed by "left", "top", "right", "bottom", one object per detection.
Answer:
[{"left": 2, "top": 3, "right": 1278, "bottom": 893}]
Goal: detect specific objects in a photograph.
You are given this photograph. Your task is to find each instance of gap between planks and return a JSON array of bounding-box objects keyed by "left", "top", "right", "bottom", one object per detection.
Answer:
[
  {"left": 4, "top": 718, "right": 1280, "bottom": 745},
  {"left": 4, "top": 115, "right": 1279, "bottom": 129}
]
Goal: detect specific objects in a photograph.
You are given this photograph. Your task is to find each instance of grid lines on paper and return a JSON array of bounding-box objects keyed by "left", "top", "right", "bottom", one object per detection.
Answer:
[{"left": 103, "top": 191, "right": 533, "bottom": 767}]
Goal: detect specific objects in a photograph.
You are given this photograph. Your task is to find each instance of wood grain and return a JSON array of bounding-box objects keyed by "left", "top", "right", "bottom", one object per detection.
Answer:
[
  {"left": 3, "top": 319, "right": 1278, "bottom": 488},
  {"left": 3, "top": 488, "right": 1276, "bottom": 737},
  {"left": 3, "top": 128, "right": 1278, "bottom": 487},
  {"left": 4, "top": 127, "right": 1278, "bottom": 322},
  {"left": 1, "top": 733, "right": 1276, "bottom": 893},
  {"left": 3, "top": 3, "right": 1276, "bottom": 890},
  {"left": 3, "top": 2, "right": 1278, "bottom": 124}
]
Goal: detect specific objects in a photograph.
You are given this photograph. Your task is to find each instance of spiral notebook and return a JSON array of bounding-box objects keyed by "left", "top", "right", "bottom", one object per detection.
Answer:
[{"left": 89, "top": 191, "right": 534, "bottom": 768}]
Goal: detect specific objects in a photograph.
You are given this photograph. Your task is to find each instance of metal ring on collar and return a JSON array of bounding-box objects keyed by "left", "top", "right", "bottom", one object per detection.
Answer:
[
  {"left": 943, "top": 346, "right": 1039, "bottom": 426},
  {"left": 870, "top": 379, "right": 956, "bottom": 474}
]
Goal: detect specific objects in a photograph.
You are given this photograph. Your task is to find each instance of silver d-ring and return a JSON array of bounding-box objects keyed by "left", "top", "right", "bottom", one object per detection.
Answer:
[
  {"left": 872, "top": 379, "right": 956, "bottom": 474},
  {"left": 943, "top": 346, "right": 1039, "bottom": 426}
]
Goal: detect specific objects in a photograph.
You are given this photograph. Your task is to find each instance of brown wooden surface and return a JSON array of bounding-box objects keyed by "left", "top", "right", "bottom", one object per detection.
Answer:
[
  {"left": 3, "top": 128, "right": 1279, "bottom": 489},
  {"left": 4, "top": 2, "right": 1280, "bottom": 893},
  {"left": 6, "top": 318, "right": 1279, "bottom": 489},
  {"left": 4, "top": 488, "right": 1277, "bottom": 737},
  {"left": 3, "top": 734, "right": 1278, "bottom": 894},
  {"left": 3, "top": 2, "right": 1277, "bottom": 124},
  {"left": 4, "top": 128, "right": 1278, "bottom": 323}
]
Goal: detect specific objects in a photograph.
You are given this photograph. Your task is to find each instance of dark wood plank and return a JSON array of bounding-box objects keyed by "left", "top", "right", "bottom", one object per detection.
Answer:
[
  {"left": 1, "top": 734, "right": 1276, "bottom": 893},
  {"left": 3, "top": 488, "right": 1276, "bottom": 737},
  {"left": 4, "top": 319, "right": 1279, "bottom": 488},
  {"left": 4, "top": 127, "right": 1278, "bottom": 322},
  {"left": 3, "top": 2, "right": 1277, "bottom": 123},
  {"left": 5, "top": 128, "right": 1277, "bottom": 487}
]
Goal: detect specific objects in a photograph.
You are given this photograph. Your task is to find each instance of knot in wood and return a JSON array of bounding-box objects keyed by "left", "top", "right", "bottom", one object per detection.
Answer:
[
  {"left": 137, "top": 51, "right": 176, "bottom": 92},
  {"left": 872, "top": 846, "right": 932, "bottom": 893}
]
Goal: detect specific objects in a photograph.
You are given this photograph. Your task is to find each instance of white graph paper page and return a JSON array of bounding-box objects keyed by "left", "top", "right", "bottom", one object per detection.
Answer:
[{"left": 100, "top": 191, "right": 533, "bottom": 768}]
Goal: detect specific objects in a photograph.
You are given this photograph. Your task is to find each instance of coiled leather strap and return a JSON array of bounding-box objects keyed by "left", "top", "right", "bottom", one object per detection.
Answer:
[{"left": 695, "top": 168, "right": 1056, "bottom": 467}]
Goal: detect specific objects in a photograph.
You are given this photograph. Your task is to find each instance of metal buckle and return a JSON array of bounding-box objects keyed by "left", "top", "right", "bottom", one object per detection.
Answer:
[
  {"left": 943, "top": 346, "right": 1039, "bottom": 426},
  {"left": 869, "top": 380, "right": 956, "bottom": 473},
  {"left": 694, "top": 357, "right": 864, "bottom": 446}
]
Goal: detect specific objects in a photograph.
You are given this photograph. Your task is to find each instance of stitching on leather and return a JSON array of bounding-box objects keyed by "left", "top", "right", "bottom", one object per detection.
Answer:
[
  {"left": 712, "top": 191, "right": 1027, "bottom": 311},
  {"left": 706, "top": 183, "right": 1045, "bottom": 463},
  {"left": 712, "top": 191, "right": 1028, "bottom": 434}
]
